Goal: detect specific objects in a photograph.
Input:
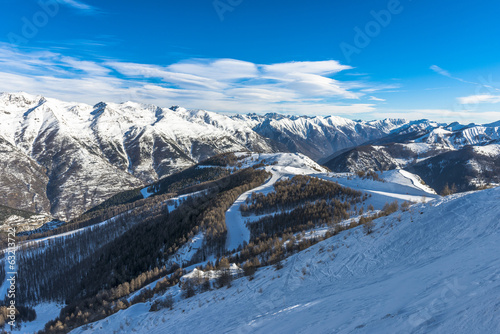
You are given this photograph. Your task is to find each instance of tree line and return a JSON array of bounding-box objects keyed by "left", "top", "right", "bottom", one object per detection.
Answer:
[{"left": 240, "top": 175, "right": 363, "bottom": 216}]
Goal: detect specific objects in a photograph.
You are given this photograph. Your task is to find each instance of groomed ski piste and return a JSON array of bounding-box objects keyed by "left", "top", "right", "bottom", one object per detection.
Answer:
[
  {"left": 71, "top": 182, "right": 500, "bottom": 333},
  {"left": 224, "top": 153, "right": 329, "bottom": 251},
  {"left": 5, "top": 152, "right": 499, "bottom": 333}
]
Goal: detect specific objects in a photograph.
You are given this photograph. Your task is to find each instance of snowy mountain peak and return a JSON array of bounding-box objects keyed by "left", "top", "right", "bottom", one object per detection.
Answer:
[{"left": 0, "top": 92, "right": 46, "bottom": 111}]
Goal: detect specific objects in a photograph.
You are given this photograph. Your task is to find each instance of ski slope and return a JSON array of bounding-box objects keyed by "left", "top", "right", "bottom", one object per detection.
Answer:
[
  {"left": 224, "top": 157, "right": 436, "bottom": 252},
  {"left": 72, "top": 186, "right": 500, "bottom": 334},
  {"left": 316, "top": 169, "right": 439, "bottom": 211},
  {"left": 225, "top": 153, "right": 328, "bottom": 251},
  {"left": 225, "top": 170, "right": 280, "bottom": 251}
]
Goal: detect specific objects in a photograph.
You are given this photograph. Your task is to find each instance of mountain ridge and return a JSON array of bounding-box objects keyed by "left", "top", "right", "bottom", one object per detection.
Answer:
[{"left": 0, "top": 92, "right": 410, "bottom": 220}]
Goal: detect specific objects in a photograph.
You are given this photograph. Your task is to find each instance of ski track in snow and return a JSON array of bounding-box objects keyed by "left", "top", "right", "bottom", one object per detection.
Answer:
[
  {"left": 224, "top": 152, "right": 328, "bottom": 251},
  {"left": 225, "top": 169, "right": 281, "bottom": 251},
  {"left": 316, "top": 170, "right": 439, "bottom": 210}
]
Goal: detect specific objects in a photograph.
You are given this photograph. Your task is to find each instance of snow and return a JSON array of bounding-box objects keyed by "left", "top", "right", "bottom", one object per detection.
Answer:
[
  {"left": 403, "top": 142, "right": 432, "bottom": 154},
  {"left": 71, "top": 186, "right": 500, "bottom": 334},
  {"left": 18, "top": 214, "right": 118, "bottom": 250},
  {"left": 229, "top": 152, "right": 328, "bottom": 174},
  {"left": 473, "top": 144, "right": 500, "bottom": 157},
  {"left": 224, "top": 157, "right": 437, "bottom": 252},
  {"left": 165, "top": 190, "right": 209, "bottom": 212},
  {"left": 183, "top": 263, "right": 242, "bottom": 281},
  {"left": 0, "top": 259, "right": 12, "bottom": 301},
  {"left": 316, "top": 171, "right": 439, "bottom": 210},
  {"left": 9, "top": 189, "right": 206, "bottom": 249},
  {"left": 9, "top": 303, "right": 62, "bottom": 334},
  {"left": 225, "top": 153, "right": 328, "bottom": 251},
  {"left": 225, "top": 170, "right": 280, "bottom": 251},
  {"left": 167, "top": 233, "right": 204, "bottom": 267},
  {"left": 140, "top": 186, "right": 155, "bottom": 199},
  {"left": 387, "top": 169, "right": 437, "bottom": 194}
]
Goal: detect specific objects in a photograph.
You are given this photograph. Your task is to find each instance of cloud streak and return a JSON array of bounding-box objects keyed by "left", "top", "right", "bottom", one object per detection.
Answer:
[
  {"left": 458, "top": 94, "right": 500, "bottom": 105},
  {"left": 430, "top": 65, "right": 500, "bottom": 93},
  {"left": 57, "top": 0, "right": 98, "bottom": 13}
]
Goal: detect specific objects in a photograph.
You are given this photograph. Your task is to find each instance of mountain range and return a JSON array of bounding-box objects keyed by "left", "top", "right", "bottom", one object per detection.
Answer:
[{"left": 1, "top": 92, "right": 499, "bottom": 222}]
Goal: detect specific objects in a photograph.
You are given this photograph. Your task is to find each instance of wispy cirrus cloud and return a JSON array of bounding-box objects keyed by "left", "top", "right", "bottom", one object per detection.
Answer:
[
  {"left": 57, "top": 0, "right": 99, "bottom": 14},
  {"left": 430, "top": 65, "right": 452, "bottom": 78},
  {"left": 371, "top": 108, "right": 500, "bottom": 124},
  {"left": 369, "top": 96, "right": 385, "bottom": 101},
  {"left": 430, "top": 65, "right": 500, "bottom": 92}
]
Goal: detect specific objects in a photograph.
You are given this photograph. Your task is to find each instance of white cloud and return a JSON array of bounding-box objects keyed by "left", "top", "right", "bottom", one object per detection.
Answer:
[
  {"left": 283, "top": 72, "right": 360, "bottom": 99},
  {"left": 57, "top": 0, "right": 98, "bottom": 13},
  {"left": 361, "top": 84, "right": 400, "bottom": 93},
  {"left": 458, "top": 94, "right": 500, "bottom": 105},
  {"left": 262, "top": 60, "right": 352, "bottom": 75},
  {"left": 168, "top": 59, "right": 259, "bottom": 81},
  {"left": 430, "top": 65, "right": 451, "bottom": 78},
  {"left": 373, "top": 108, "right": 500, "bottom": 124},
  {"left": 430, "top": 65, "right": 500, "bottom": 93},
  {"left": 106, "top": 62, "right": 226, "bottom": 89},
  {"left": 369, "top": 96, "right": 385, "bottom": 101}
]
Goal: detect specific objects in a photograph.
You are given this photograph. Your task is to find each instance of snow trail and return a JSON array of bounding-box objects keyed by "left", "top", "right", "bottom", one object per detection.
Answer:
[{"left": 225, "top": 170, "right": 281, "bottom": 251}]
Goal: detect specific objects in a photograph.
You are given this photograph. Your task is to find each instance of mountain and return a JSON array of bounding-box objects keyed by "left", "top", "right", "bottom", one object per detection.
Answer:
[
  {"left": 0, "top": 93, "right": 279, "bottom": 220},
  {"left": 3, "top": 151, "right": 437, "bottom": 333},
  {"left": 324, "top": 121, "right": 500, "bottom": 193},
  {"left": 0, "top": 92, "right": 408, "bottom": 221},
  {"left": 237, "top": 113, "right": 408, "bottom": 161},
  {"left": 406, "top": 144, "right": 500, "bottom": 193},
  {"left": 4, "top": 151, "right": 499, "bottom": 333},
  {"left": 0, "top": 204, "right": 51, "bottom": 232}
]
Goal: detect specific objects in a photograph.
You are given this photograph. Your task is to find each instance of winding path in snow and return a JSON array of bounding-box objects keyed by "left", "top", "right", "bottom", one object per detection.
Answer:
[
  {"left": 224, "top": 168, "right": 439, "bottom": 252},
  {"left": 225, "top": 169, "right": 281, "bottom": 251}
]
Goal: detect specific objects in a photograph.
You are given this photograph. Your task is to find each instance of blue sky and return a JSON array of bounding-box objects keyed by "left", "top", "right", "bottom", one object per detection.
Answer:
[{"left": 1, "top": 0, "right": 499, "bottom": 123}]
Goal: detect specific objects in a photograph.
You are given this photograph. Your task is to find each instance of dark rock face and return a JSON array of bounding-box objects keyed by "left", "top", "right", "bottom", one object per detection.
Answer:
[
  {"left": 406, "top": 147, "right": 500, "bottom": 193},
  {"left": 0, "top": 136, "right": 51, "bottom": 214}
]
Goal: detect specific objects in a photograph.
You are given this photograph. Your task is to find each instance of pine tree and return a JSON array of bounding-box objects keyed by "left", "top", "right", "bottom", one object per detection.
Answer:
[{"left": 441, "top": 183, "right": 451, "bottom": 196}]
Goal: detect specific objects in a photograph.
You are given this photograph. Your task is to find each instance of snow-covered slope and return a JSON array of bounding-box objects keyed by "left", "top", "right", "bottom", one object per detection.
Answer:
[
  {"left": 224, "top": 153, "right": 328, "bottom": 251},
  {"left": 72, "top": 186, "right": 500, "bottom": 334}
]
